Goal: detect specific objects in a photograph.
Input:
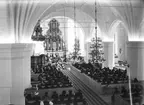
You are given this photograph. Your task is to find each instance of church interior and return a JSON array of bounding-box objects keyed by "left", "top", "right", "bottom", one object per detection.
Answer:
[{"left": 0, "top": 0, "right": 144, "bottom": 105}]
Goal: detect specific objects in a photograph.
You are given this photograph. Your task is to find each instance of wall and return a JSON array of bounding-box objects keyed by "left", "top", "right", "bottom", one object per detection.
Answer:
[{"left": 127, "top": 41, "right": 144, "bottom": 80}]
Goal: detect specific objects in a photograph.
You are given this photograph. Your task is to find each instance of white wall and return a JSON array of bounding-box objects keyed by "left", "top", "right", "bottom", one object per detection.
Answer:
[{"left": 127, "top": 42, "right": 144, "bottom": 80}]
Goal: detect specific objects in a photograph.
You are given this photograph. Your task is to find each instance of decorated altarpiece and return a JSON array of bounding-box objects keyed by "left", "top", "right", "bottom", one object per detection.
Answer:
[
  {"left": 43, "top": 18, "right": 65, "bottom": 57},
  {"left": 32, "top": 18, "right": 66, "bottom": 57},
  {"left": 31, "top": 18, "right": 66, "bottom": 67}
]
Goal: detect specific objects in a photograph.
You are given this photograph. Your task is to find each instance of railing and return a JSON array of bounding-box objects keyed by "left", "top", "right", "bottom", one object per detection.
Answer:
[
  {"left": 113, "top": 95, "right": 129, "bottom": 105},
  {"left": 69, "top": 65, "right": 103, "bottom": 94},
  {"left": 62, "top": 64, "right": 109, "bottom": 105}
]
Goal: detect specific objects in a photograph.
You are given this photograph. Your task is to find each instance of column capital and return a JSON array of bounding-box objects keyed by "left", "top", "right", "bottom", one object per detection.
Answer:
[
  {"left": 0, "top": 43, "right": 34, "bottom": 59},
  {"left": 127, "top": 41, "right": 144, "bottom": 48},
  {"left": 103, "top": 42, "right": 113, "bottom": 47}
]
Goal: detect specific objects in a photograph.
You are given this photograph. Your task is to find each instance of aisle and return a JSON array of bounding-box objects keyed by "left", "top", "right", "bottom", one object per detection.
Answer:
[{"left": 61, "top": 64, "right": 109, "bottom": 105}]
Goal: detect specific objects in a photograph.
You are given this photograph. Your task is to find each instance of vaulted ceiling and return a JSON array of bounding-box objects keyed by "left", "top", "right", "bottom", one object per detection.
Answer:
[{"left": 0, "top": 0, "right": 144, "bottom": 42}]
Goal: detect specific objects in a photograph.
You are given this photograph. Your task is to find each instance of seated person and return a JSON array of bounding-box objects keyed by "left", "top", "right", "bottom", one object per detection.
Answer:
[
  {"left": 121, "top": 86, "right": 127, "bottom": 94},
  {"left": 97, "top": 78, "right": 101, "bottom": 82},
  {"left": 102, "top": 78, "right": 107, "bottom": 84},
  {"left": 74, "top": 89, "right": 83, "bottom": 100},
  {"left": 68, "top": 90, "right": 74, "bottom": 97},
  {"left": 38, "top": 81, "right": 45, "bottom": 89},
  {"left": 107, "top": 79, "right": 111, "bottom": 85},
  {"left": 31, "top": 78, "right": 34, "bottom": 82},
  {"left": 131, "top": 84, "right": 136, "bottom": 92},
  {"left": 33, "top": 92, "right": 41, "bottom": 102},
  {"left": 121, "top": 87, "right": 129, "bottom": 98},
  {"left": 121, "top": 91, "right": 129, "bottom": 98},
  {"left": 51, "top": 91, "right": 59, "bottom": 103},
  {"left": 38, "top": 74, "right": 43, "bottom": 81},
  {"left": 42, "top": 92, "right": 51, "bottom": 102},
  {"left": 67, "top": 90, "right": 74, "bottom": 102},
  {"left": 133, "top": 78, "right": 139, "bottom": 83},
  {"left": 113, "top": 87, "right": 119, "bottom": 94},
  {"left": 61, "top": 90, "right": 67, "bottom": 97},
  {"left": 25, "top": 94, "right": 33, "bottom": 101},
  {"left": 133, "top": 85, "right": 142, "bottom": 97},
  {"left": 59, "top": 94, "right": 65, "bottom": 103},
  {"left": 113, "top": 78, "right": 118, "bottom": 84}
]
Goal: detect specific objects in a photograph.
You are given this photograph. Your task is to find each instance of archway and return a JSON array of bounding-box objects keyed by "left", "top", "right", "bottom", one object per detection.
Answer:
[
  {"left": 66, "top": 18, "right": 85, "bottom": 56},
  {"left": 110, "top": 20, "right": 129, "bottom": 66},
  {"left": 32, "top": 16, "right": 85, "bottom": 57}
]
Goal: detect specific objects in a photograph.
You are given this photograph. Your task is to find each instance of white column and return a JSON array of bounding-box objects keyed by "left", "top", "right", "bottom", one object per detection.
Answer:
[
  {"left": 84, "top": 42, "right": 91, "bottom": 63},
  {"left": 0, "top": 44, "right": 11, "bottom": 105},
  {"left": 103, "top": 42, "right": 114, "bottom": 69},
  {"left": 0, "top": 43, "right": 33, "bottom": 105},
  {"left": 83, "top": 23, "right": 91, "bottom": 63},
  {"left": 127, "top": 41, "right": 144, "bottom": 80}
]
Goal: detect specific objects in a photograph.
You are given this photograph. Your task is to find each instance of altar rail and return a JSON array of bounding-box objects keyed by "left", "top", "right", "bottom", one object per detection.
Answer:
[{"left": 113, "top": 95, "right": 129, "bottom": 105}]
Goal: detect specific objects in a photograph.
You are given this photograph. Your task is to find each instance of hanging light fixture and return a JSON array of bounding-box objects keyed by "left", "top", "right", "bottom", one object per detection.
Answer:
[
  {"left": 31, "top": 20, "right": 45, "bottom": 41},
  {"left": 95, "top": 0, "right": 98, "bottom": 63},
  {"left": 73, "top": 0, "right": 77, "bottom": 60},
  {"left": 63, "top": 5, "right": 67, "bottom": 62},
  {"left": 74, "top": 0, "right": 76, "bottom": 39},
  {"left": 89, "top": 0, "right": 105, "bottom": 65}
]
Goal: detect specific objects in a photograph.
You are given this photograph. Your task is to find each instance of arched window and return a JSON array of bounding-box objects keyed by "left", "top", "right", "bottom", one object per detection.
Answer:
[{"left": 67, "top": 18, "right": 85, "bottom": 56}]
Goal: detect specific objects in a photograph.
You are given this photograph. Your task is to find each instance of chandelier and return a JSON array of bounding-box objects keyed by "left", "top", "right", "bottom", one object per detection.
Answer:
[
  {"left": 89, "top": 0, "right": 106, "bottom": 64},
  {"left": 31, "top": 20, "right": 45, "bottom": 41}
]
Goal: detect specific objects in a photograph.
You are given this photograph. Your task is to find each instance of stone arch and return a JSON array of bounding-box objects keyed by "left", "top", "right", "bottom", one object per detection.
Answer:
[
  {"left": 109, "top": 19, "right": 129, "bottom": 38},
  {"left": 109, "top": 19, "right": 129, "bottom": 65},
  {"left": 40, "top": 16, "right": 86, "bottom": 56},
  {"left": 40, "top": 7, "right": 93, "bottom": 38},
  {"left": 41, "top": 15, "right": 85, "bottom": 42}
]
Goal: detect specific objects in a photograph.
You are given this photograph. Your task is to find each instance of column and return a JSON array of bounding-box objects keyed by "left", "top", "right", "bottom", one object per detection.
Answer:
[
  {"left": 0, "top": 43, "right": 33, "bottom": 105},
  {"left": 85, "top": 42, "right": 91, "bottom": 63},
  {"left": 63, "top": 18, "right": 68, "bottom": 50},
  {"left": 103, "top": 42, "right": 114, "bottom": 69},
  {"left": 127, "top": 41, "right": 144, "bottom": 80}
]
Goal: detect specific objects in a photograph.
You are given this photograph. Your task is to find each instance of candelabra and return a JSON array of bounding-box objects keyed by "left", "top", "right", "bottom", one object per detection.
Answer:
[
  {"left": 89, "top": 0, "right": 105, "bottom": 66},
  {"left": 63, "top": 42, "right": 67, "bottom": 62},
  {"left": 31, "top": 20, "right": 45, "bottom": 41}
]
